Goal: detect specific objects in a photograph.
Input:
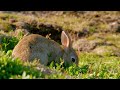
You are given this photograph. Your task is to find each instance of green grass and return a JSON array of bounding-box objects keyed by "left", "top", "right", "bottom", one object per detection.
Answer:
[
  {"left": 78, "top": 53, "right": 120, "bottom": 79},
  {"left": 1, "top": 49, "right": 120, "bottom": 79},
  {"left": 0, "top": 50, "right": 44, "bottom": 79},
  {"left": 1, "top": 36, "right": 19, "bottom": 52},
  {"left": 0, "top": 35, "right": 120, "bottom": 79},
  {"left": 0, "top": 11, "right": 120, "bottom": 79}
]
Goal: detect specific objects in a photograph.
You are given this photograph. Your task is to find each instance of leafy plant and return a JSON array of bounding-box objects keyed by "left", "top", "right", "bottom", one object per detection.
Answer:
[
  {"left": 1, "top": 36, "right": 19, "bottom": 52},
  {"left": 0, "top": 51, "right": 44, "bottom": 79}
]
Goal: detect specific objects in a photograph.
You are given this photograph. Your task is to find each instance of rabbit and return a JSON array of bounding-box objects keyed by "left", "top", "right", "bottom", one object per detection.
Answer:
[{"left": 12, "top": 30, "right": 78, "bottom": 66}]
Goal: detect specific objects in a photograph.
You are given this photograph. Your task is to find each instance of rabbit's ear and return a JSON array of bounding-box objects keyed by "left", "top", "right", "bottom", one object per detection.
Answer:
[{"left": 61, "top": 31, "right": 71, "bottom": 48}]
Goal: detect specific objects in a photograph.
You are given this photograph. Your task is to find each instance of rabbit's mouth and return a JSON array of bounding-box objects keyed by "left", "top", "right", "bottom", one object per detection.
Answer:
[{"left": 63, "top": 61, "right": 72, "bottom": 67}]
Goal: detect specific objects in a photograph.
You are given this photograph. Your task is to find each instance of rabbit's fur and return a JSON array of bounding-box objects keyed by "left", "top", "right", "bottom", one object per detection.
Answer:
[{"left": 12, "top": 31, "right": 78, "bottom": 66}]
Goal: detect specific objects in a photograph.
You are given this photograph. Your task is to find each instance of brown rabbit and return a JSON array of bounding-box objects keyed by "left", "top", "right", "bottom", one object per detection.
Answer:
[{"left": 12, "top": 31, "right": 78, "bottom": 66}]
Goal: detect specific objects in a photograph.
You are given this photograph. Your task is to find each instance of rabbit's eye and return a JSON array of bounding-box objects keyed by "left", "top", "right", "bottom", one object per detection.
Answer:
[{"left": 71, "top": 58, "right": 75, "bottom": 62}]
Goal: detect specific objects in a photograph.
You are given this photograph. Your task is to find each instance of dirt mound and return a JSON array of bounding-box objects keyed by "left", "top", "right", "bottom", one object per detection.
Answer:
[{"left": 15, "top": 21, "right": 63, "bottom": 43}]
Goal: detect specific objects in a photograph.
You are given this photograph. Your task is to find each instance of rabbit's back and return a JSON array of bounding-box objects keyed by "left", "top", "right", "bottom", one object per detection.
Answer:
[{"left": 12, "top": 34, "right": 63, "bottom": 65}]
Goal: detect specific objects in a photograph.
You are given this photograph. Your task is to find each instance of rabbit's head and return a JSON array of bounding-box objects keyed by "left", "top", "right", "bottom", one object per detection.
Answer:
[{"left": 61, "top": 31, "right": 79, "bottom": 66}]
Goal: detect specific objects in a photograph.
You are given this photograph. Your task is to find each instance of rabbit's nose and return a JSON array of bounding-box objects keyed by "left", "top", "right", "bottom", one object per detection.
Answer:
[{"left": 72, "top": 58, "right": 75, "bottom": 62}]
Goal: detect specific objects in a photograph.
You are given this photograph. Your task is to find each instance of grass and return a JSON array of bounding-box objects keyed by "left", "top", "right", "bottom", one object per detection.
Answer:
[
  {"left": 78, "top": 53, "right": 120, "bottom": 79},
  {"left": 0, "top": 50, "right": 45, "bottom": 79},
  {"left": 0, "top": 11, "right": 120, "bottom": 79},
  {"left": 1, "top": 49, "right": 120, "bottom": 79},
  {"left": 0, "top": 36, "right": 120, "bottom": 79},
  {"left": 1, "top": 36, "right": 19, "bottom": 52}
]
